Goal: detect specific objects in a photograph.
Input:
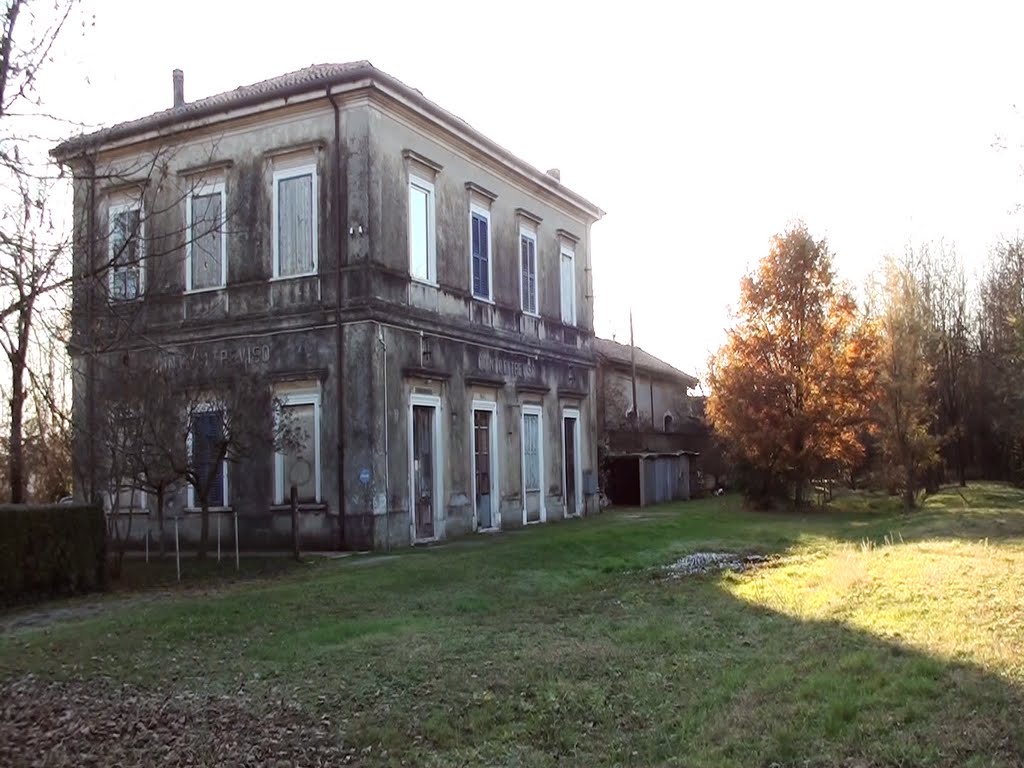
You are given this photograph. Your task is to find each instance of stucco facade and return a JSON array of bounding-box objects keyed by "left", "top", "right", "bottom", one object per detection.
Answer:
[{"left": 55, "top": 63, "right": 603, "bottom": 550}]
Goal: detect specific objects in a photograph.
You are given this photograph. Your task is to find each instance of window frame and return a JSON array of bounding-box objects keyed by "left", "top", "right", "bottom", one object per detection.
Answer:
[
  {"left": 272, "top": 164, "right": 319, "bottom": 280},
  {"left": 469, "top": 203, "right": 493, "bottom": 302},
  {"left": 107, "top": 199, "right": 145, "bottom": 301},
  {"left": 519, "top": 225, "right": 539, "bottom": 317},
  {"left": 408, "top": 174, "right": 437, "bottom": 285},
  {"left": 274, "top": 389, "right": 322, "bottom": 505},
  {"left": 520, "top": 404, "right": 546, "bottom": 524},
  {"left": 560, "top": 243, "right": 576, "bottom": 326},
  {"left": 185, "top": 180, "right": 228, "bottom": 293},
  {"left": 186, "top": 404, "right": 230, "bottom": 510}
]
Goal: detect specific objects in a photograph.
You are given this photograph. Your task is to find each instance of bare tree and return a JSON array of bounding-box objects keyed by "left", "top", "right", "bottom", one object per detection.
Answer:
[{"left": 0, "top": 173, "right": 66, "bottom": 501}]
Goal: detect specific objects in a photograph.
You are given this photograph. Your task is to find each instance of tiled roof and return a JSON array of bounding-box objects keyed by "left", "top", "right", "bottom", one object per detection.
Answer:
[
  {"left": 52, "top": 62, "right": 374, "bottom": 157},
  {"left": 594, "top": 337, "right": 698, "bottom": 386}
]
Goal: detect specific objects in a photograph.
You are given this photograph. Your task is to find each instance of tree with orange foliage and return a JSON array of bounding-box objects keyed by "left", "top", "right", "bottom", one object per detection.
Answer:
[{"left": 707, "top": 224, "right": 877, "bottom": 506}]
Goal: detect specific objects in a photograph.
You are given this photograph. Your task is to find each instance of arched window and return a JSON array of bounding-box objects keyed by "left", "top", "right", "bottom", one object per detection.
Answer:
[{"left": 663, "top": 413, "right": 674, "bottom": 432}]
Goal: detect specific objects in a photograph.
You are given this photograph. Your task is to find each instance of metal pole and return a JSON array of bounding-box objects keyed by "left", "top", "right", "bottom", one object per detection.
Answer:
[
  {"left": 217, "top": 513, "right": 222, "bottom": 563},
  {"left": 234, "top": 510, "right": 240, "bottom": 571},
  {"left": 175, "top": 517, "right": 181, "bottom": 582}
]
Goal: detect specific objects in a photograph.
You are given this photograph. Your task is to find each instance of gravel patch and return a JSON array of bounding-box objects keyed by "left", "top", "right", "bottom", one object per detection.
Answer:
[
  {"left": 662, "top": 551, "right": 771, "bottom": 577},
  {"left": 0, "top": 675, "right": 352, "bottom": 767}
]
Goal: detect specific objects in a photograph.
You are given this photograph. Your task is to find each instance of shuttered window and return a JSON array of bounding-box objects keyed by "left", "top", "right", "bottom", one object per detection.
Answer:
[
  {"left": 273, "top": 166, "right": 317, "bottom": 277},
  {"left": 188, "top": 188, "right": 224, "bottom": 290},
  {"left": 523, "top": 412, "right": 540, "bottom": 491},
  {"left": 190, "top": 410, "right": 226, "bottom": 507},
  {"left": 520, "top": 232, "right": 537, "bottom": 314},
  {"left": 471, "top": 209, "right": 490, "bottom": 299}
]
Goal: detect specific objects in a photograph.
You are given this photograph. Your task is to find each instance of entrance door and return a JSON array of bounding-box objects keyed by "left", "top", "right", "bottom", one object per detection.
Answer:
[
  {"left": 521, "top": 406, "right": 545, "bottom": 523},
  {"left": 563, "top": 415, "right": 578, "bottom": 517},
  {"left": 473, "top": 409, "right": 493, "bottom": 529},
  {"left": 412, "top": 404, "right": 435, "bottom": 540}
]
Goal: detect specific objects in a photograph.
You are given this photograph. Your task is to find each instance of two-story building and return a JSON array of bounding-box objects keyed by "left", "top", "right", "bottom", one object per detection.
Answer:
[
  {"left": 594, "top": 337, "right": 699, "bottom": 506},
  {"left": 53, "top": 62, "right": 603, "bottom": 550}
]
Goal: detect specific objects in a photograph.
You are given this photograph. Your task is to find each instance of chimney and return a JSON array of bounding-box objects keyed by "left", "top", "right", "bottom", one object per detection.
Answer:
[
  {"left": 546, "top": 168, "right": 561, "bottom": 182},
  {"left": 172, "top": 68, "right": 184, "bottom": 108}
]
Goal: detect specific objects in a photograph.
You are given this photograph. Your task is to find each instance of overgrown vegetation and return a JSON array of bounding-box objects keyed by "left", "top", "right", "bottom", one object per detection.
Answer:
[
  {"left": 2, "top": 485, "right": 1022, "bottom": 766},
  {"left": 0, "top": 502, "right": 104, "bottom": 606}
]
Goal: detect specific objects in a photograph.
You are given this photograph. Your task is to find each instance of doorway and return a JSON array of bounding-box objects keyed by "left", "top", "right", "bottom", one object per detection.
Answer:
[
  {"left": 562, "top": 408, "right": 582, "bottom": 517},
  {"left": 472, "top": 401, "right": 499, "bottom": 530},
  {"left": 521, "top": 405, "right": 545, "bottom": 524},
  {"left": 409, "top": 395, "right": 442, "bottom": 541}
]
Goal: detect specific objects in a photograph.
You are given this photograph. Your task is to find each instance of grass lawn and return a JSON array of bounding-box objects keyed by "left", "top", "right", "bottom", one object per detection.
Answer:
[{"left": 2, "top": 484, "right": 1024, "bottom": 766}]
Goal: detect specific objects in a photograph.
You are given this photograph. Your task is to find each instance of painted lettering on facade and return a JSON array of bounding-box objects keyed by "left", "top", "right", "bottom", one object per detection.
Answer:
[
  {"left": 476, "top": 350, "right": 538, "bottom": 381},
  {"left": 159, "top": 343, "right": 272, "bottom": 372}
]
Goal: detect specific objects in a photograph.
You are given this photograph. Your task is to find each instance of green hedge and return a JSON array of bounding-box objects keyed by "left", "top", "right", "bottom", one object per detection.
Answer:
[{"left": 0, "top": 503, "right": 107, "bottom": 607}]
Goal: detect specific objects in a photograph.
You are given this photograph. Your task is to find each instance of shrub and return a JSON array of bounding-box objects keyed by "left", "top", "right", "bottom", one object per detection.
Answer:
[{"left": 0, "top": 503, "right": 107, "bottom": 607}]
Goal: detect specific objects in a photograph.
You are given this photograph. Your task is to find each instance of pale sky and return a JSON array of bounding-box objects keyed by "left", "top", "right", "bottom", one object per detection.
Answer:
[{"left": 36, "top": 0, "right": 1024, "bottom": 381}]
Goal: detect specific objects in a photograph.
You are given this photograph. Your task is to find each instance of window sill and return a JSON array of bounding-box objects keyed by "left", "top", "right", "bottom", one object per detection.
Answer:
[
  {"left": 410, "top": 277, "right": 438, "bottom": 288},
  {"left": 270, "top": 502, "right": 327, "bottom": 512},
  {"left": 185, "top": 285, "right": 226, "bottom": 295},
  {"left": 184, "top": 506, "right": 234, "bottom": 514},
  {"left": 270, "top": 272, "right": 318, "bottom": 282},
  {"left": 521, "top": 310, "right": 540, "bottom": 319},
  {"left": 472, "top": 294, "right": 495, "bottom": 305}
]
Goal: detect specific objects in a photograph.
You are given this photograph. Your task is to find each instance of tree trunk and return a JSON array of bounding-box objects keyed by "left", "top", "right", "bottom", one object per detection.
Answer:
[
  {"left": 903, "top": 464, "right": 916, "bottom": 509},
  {"left": 956, "top": 431, "right": 967, "bottom": 487},
  {"left": 156, "top": 487, "right": 166, "bottom": 557},
  {"left": 8, "top": 355, "right": 24, "bottom": 502},
  {"left": 198, "top": 499, "right": 210, "bottom": 560},
  {"left": 290, "top": 484, "right": 300, "bottom": 561}
]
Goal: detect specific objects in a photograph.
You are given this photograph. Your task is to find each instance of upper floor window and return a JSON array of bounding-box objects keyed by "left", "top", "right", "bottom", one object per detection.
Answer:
[
  {"left": 520, "top": 226, "right": 538, "bottom": 315},
  {"left": 273, "top": 164, "right": 317, "bottom": 278},
  {"left": 409, "top": 175, "right": 436, "bottom": 283},
  {"left": 470, "top": 204, "right": 492, "bottom": 300},
  {"left": 108, "top": 200, "right": 144, "bottom": 301},
  {"left": 560, "top": 244, "right": 576, "bottom": 325},
  {"left": 186, "top": 181, "right": 226, "bottom": 292}
]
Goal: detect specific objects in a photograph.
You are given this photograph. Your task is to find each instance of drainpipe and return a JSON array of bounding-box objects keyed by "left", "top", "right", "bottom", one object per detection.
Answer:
[
  {"left": 378, "top": 322, "right": 390, "bottom": 550},
  {"left": 328, "top": 89, "right": 346, "bottom": 549}
]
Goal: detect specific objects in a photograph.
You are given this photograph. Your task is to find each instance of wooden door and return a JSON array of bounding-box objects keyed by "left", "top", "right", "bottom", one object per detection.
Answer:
[
  {"left": 474, "top": 410, "right": 492, "bottom": 529},
  {"left": 564, "top": 416, "right": 578, "bottom": 516},
  {"left": 413, "top": 405, "right": 435, "bottom": 539}
]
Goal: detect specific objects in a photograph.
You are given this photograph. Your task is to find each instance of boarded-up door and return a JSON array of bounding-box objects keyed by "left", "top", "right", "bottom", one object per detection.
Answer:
[
  {"left": 413, "top": 405, "right": 435, "bottom": 539},
  {"left": 563, "top": 415, "right": 578, "bottom": 517},
  {"left": 474, "top": 409, "right": 493, "bottom": 529},
  {"left": 523, "top": 411, "right": 542, "bottom": 522}
]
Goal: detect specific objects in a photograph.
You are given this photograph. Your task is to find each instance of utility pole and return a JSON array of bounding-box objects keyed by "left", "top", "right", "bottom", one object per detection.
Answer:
[{"left": 630, "top": 309, "right": 638, "bottom": 430}]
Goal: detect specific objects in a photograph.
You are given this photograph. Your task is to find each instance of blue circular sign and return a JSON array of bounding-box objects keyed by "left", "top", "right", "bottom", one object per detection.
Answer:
[{"left": 359, "top": 468, "right": 371, "bottom": 485}]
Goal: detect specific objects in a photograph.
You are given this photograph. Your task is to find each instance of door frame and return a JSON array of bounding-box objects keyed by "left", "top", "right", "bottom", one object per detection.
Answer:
[
  {"left": 521, "top": 404, "right": 546, "bottom": 525},
  {"left": 561, "top": 407, "right": 583, "bottom": 518},
  {"left": 470, "top": 399, "right": 499, "bottom": 532},
  {"left": 408, "top": 393, "right": 443, "bottom": 543}
]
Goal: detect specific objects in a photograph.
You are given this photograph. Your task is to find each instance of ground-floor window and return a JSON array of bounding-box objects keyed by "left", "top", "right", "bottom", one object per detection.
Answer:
[
  {"left": 275, "top": 389, "right": 321, "bottom": 504},
  {"left": 521, "top": 405, "right": 545, "bottom": 524},
  {"left": 188, "top": 408, "right": 228, "bottom": 508}
]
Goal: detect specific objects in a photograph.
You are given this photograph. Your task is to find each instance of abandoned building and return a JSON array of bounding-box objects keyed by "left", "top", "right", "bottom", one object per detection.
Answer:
[
  {"left": 594, "top": 338, "right": 699, "bottom": 506},
  {"left": 53, "top": 62, "right": 604, "bottom": 550}
]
